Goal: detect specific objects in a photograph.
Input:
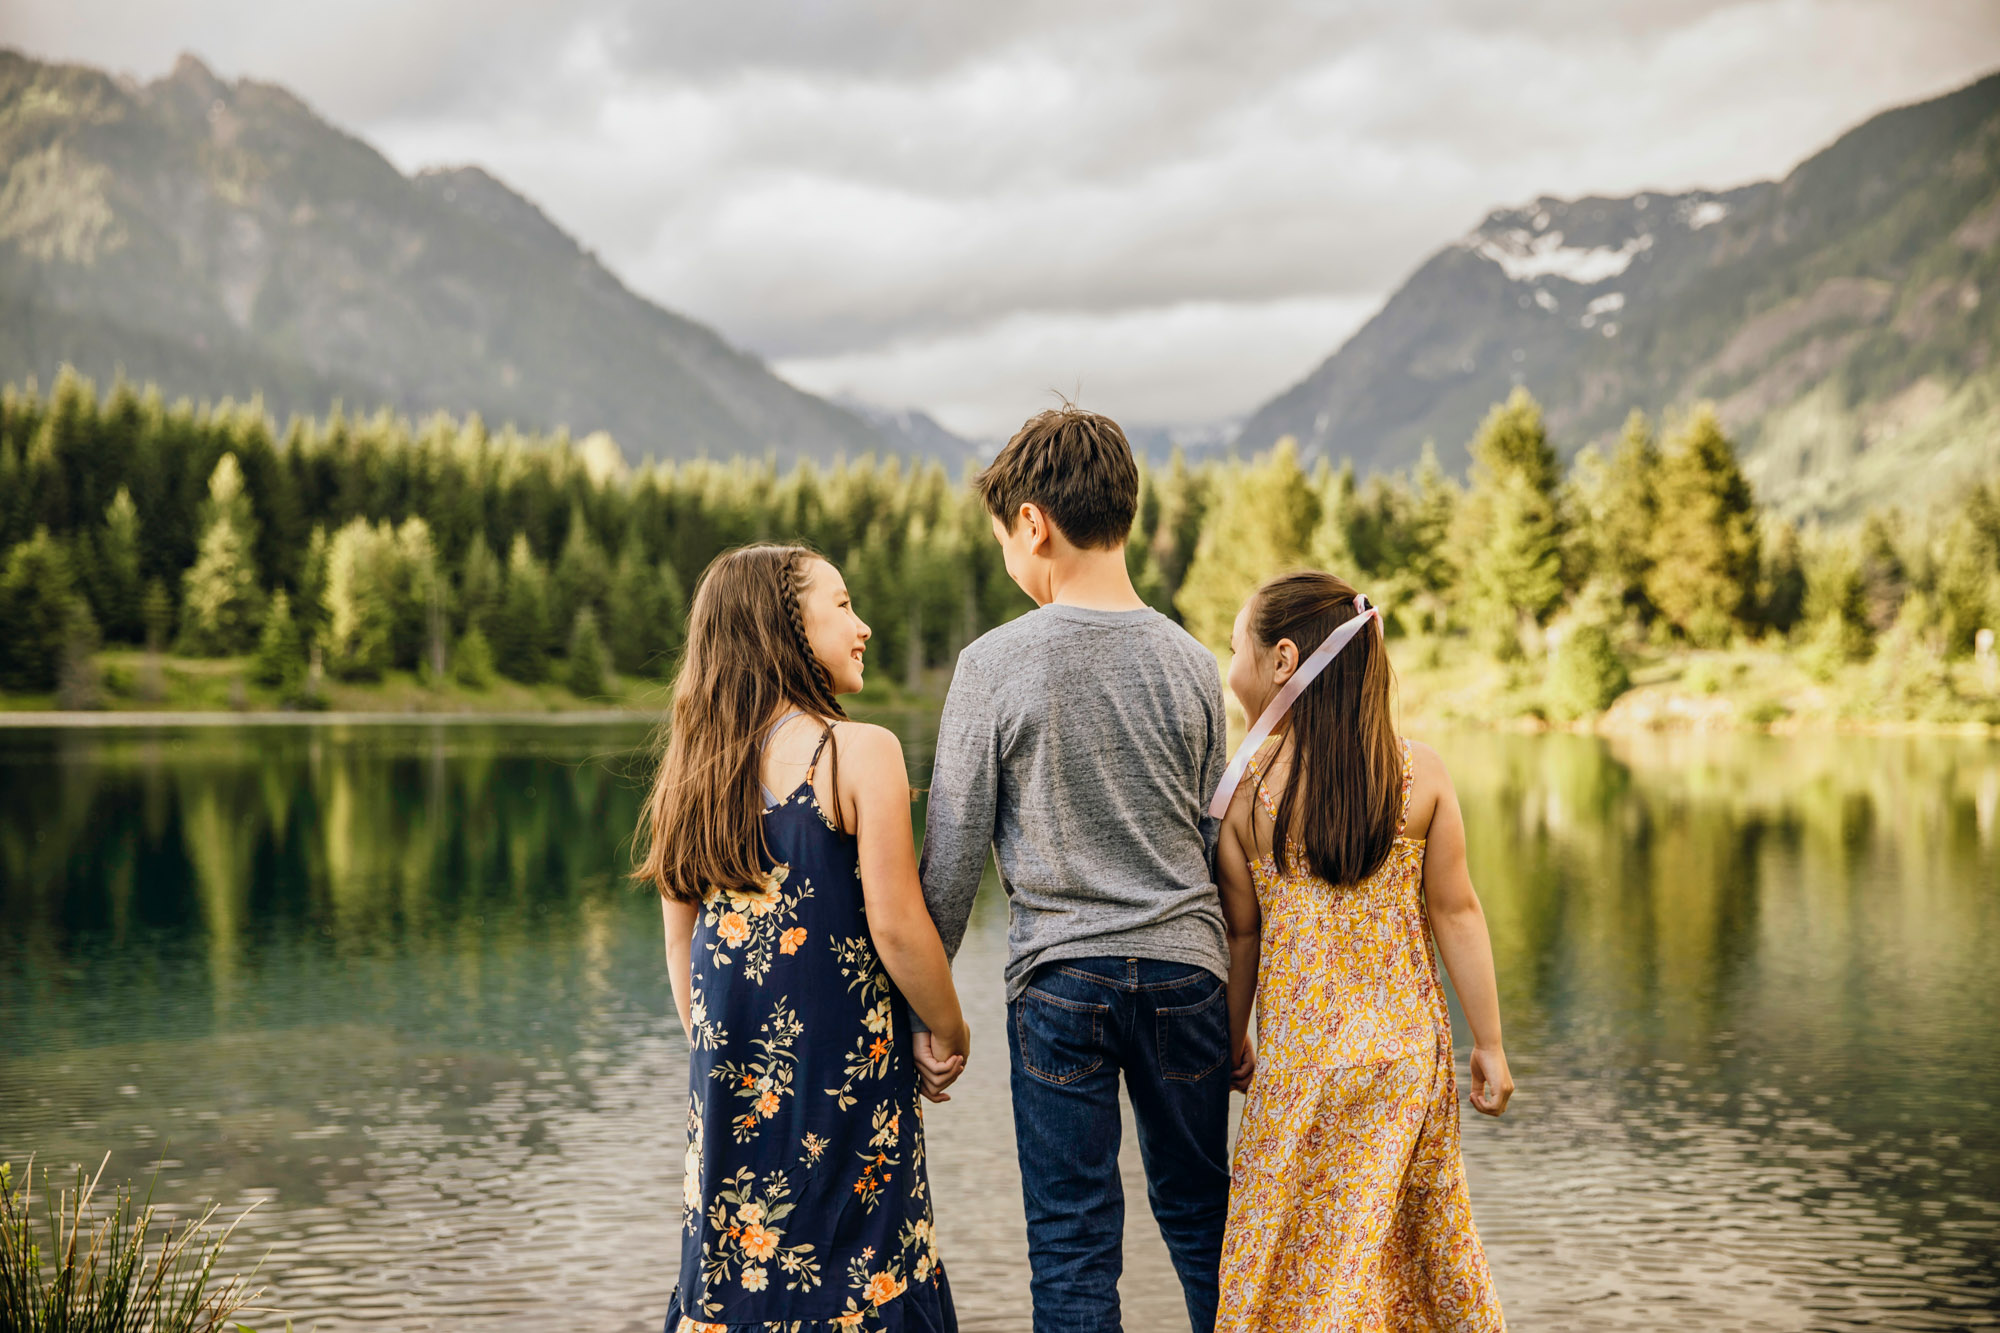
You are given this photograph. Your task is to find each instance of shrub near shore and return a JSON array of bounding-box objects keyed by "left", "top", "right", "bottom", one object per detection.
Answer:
[{"left": 2, "top": 371, "right": 1997, "bottom": 728}]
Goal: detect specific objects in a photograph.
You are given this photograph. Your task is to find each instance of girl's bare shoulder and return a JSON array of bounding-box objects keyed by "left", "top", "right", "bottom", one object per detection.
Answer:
[
  {"left": 826, "top": 720, "right": 907, "bottom": 770},
  {"left": 1402, "top": 738, "right": 1451, "bottom": 838}
]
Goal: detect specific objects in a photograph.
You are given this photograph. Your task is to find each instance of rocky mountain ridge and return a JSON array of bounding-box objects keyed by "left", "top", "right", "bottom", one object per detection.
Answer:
[
  {"left": 0, "top": 50, "right": 971, "bottom": 464},
  {"left": 1237, "top": 69, "right": 2000, "bottom": 519}
]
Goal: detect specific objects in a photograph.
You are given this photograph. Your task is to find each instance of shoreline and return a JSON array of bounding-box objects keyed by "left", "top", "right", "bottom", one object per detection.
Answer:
[
  {"left": 0, "top": 708, "right": 661, "bottom": 728},
  {"left": 2, "top": 706, "right": 1992, "bottom": 740}
]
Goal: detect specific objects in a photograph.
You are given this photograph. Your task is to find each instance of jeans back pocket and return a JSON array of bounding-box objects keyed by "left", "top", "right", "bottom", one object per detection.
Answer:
[
  {"left": 1155, "top": 977, "right": 1228, "bottom": 1083},
  {"left": 1015, "top": 986, "right": 1108, "bottom": 1086}
]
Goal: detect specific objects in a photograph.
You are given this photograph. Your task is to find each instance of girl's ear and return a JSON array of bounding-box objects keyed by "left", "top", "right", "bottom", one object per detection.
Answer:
[{"left": 1270, "top": 637, "right": 1300, "bottom": 688}]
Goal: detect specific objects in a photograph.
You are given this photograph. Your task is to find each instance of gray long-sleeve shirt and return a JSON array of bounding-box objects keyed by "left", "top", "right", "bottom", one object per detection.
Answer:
[{"left": 917, "top": 603, "right": 1231, "bottom": 1004}]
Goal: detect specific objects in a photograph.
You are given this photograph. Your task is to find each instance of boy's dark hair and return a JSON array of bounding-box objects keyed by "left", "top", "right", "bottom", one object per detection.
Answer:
[{"left": 974, "top": 406, "right": 1139, "bottom": 550}]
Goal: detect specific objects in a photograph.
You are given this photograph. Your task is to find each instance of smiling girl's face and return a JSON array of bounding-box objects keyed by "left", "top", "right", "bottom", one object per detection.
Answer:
[{"left": 798, "top": 557, "right": 871, "bottom": 694}]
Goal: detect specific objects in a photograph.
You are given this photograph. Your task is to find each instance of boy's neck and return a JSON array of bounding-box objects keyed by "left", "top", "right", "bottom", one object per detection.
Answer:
[{"left": 1041, "top": 544, "right": 1146, "bottom": 612}]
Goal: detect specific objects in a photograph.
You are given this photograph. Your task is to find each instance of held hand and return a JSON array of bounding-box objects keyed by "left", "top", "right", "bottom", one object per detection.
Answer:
[
  {"left": 1230, "top": 1036, "right": 1256, "bottom": 1093},
  {"left": 914, "top": 1027, "right": 968, "bottom": 1103},
  {"left": 1468, "top": 1044, "right": 1513, "bottom": 1116}
]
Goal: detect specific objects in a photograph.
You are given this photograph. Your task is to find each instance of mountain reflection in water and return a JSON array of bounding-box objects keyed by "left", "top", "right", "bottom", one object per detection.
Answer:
[{"left": 1, "top": 721, "right": 1994, "bottom": 1331}]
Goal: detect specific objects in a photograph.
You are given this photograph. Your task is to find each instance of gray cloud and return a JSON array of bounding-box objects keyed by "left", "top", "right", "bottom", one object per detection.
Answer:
[{"left": 8, "top": 0, "right": 2000, "bottom": 435}]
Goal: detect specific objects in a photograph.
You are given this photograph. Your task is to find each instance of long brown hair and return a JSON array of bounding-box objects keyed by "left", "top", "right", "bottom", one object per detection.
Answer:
[
  {"left": 634, "top": 544, "right": 847, "bottom": 903},
  {"left": 1250, "top": 570, "right": 1402, "bottom": 886}
]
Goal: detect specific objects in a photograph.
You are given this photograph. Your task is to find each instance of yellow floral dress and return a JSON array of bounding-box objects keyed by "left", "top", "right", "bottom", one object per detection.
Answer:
[{"left": 1217, "top": 739, "right": 1503, "bottom": 1332}]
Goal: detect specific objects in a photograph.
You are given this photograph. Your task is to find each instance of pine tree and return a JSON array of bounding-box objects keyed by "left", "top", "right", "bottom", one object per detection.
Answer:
[
  {"left": 1645, "top": 408, "right": 1760, "bottom": 648},
  {"left": 178, "top": 453, "right": 265, "bottom": 655},
  {"left": 1856, "top": 513, "right": 1909, "bottom": 636},
  {"left": 457, "top": 532, "right": 503, "bottom": 640},
  {"left": 454, "top": 625, "right": 496, "bottom": 688},
  {"left": 1800, "top": 540, "right": 1872, "bottom": 674},
  {"left": 553, "top": 509, "right": 612, "bottom": 622},
  {"left": 95, "top": 487, "right": 144, "bottom": 642},
  {"left": 1453, "top": 389, "right": 1566, "bottom": 658},
  {"left": 389, "top": 517, "right": 446, "bottom": 674},
  {"left": 1758, "top": 521, "right": 1809, "bottom": 635},
  {"left": 297, "top": 525, "right": 331, "bottom": 649},
  {"left": 1583, "top": 410, "right": 1660, "bottom": 619},
  {"left": 253, "top": 588, "right": 306, "bottom": 692},
  {"left": 0, "top": 528, "right": 81, "bottom": 692},
  {"left": 1175, "top": 438, "right": 1319, "bottom": 648},
  {"left": 566, "top": 607, "right": 611, "bottom": 697},
  {"left": 606, "top": 536, "right": 685, "bottom": 678},
  {"left": 55, "top": 596, "right": 103, "bottom": 710},
  {"left": 494, "top": 534, "right": 551, "bottom": 683},
  {"left": 323, "top": 518, "right": 395, "bottom": 680}
]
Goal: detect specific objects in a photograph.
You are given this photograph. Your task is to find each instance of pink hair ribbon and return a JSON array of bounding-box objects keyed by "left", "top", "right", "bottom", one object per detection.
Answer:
[{"left": 1208, "top": 594, "right": 1381, "bottom": 820}]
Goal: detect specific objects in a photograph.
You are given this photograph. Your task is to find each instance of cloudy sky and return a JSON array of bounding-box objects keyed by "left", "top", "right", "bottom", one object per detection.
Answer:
[{"left": 9, "top": 1, "right": 2000, "bottom": 438}]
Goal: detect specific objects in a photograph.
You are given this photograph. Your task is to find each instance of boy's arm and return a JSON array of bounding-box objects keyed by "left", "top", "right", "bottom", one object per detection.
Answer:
[
  {"left": 917, "top": 652, "right": 1000, "bottom": 960},
  {"left": 1198, "top": 667, "right": 1229, "bottom": 857}
]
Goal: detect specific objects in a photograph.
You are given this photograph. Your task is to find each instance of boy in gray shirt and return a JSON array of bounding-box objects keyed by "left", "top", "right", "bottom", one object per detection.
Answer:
[{"left": 917, "top": 406, "right": 1231, "bottom": 1333}]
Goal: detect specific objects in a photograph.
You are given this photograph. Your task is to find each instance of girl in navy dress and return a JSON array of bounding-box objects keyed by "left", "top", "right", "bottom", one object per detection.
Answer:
[{"left": 637, "top": 544, "right": 969, "bottom": 1333}]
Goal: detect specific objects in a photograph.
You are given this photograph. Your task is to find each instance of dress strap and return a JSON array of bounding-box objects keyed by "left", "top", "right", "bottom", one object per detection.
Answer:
[
  {"left": 804, "top": 725, "right": 833, "bottom": 785},
  {"left": 762, "top": 709, "right": 805, "bottom": 749},
  {"left": 1394, "top": 737, "right": 1415, "bottom": 837}
]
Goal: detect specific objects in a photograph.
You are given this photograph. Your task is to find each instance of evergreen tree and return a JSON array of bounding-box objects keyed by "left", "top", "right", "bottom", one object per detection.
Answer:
[
  {"left": 1307, "top": 459, "right": 1360, "bottom": 576},
  {"left": 1582, "top": 410, "right": 1660, "bottom": 619},
  {"left": 1646, "top": 408, "right": 1759, "bottom": 648},
  {"left": 493, "top": 533, "right": 551, "bottom": 683},
  {"left": 454, "top": 626, "right": 496, "bottom": 688},
  {"left": 1936, "top": 509, "right": 2000, "bottom": 657},
  {"left": 55, "top": 596, "right": 103, "bottom": 710},
  {"left": 178, "top": 453, "right": 265, "bottom": 655},
  {"left": 95, "top": 486, "right": 144, "bottom": 642},
  {"left": 1453, "top": 389, "right": 1566, "bottom": 658},
  {"left": 1176, "top": 438, "right": 1319, "bottom": 648},
  {"left": 297, "top": 525, "right": 331, "bottom": 649},
  {"left": 141, "top": 579, "right": 172, "bottom": 651},
  {"left": 1758, "top": 521, "right": 1809, "bottom": 635},
  {"left": 553, "top": 509, "right": 612, "bottom": 621},
  {"left": 566, "top": 607, "right": 611, "bottom": 697},
  {"left": 1856, "top": 513, "right": 1910, "bottom": 636},
  {"left": 606, "top": 536, "right": 685, "bottom": 678},
  {"left": 323, "top": 518, "right": 395, "bottom": 680},
  {"left": 0, "top": 528, "right": 81, "bottom": 692},
  {"left": 457, "top": 532, "right": 503, "bottom": 640},
  {"left": 1800, "top": 541, "right": 1873, "bottom": 674},
  {"left": 1147, "top": 449, "right": 1211, "bottom": 620},
  {"left": 253, "top": 588, "right": 306, "bottom": 692},
  {"left": 389, "top": 517, "right": 446, "bottom": 674}
]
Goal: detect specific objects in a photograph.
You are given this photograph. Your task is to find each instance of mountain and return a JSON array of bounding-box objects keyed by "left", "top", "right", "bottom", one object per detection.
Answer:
[
  {"left": 1236, "top": 70, "right": 2000, "bottom": 520},
  {"left": 828, "top": 395, "right": 981, "bottom": 467},
  {"left": 0, "top": 50, "right": 930, "bottom": 464}
]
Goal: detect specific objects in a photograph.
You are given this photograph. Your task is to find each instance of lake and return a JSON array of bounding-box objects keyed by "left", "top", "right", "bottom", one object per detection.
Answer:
[{"left": 1, "top": 719, "right": 1996, "bottom": 1331}]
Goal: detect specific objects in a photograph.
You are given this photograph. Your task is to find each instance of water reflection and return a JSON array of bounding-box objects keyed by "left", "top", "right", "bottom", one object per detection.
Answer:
[{"left": 0, "top": 724, "right": 1995, "bottom": 1331}]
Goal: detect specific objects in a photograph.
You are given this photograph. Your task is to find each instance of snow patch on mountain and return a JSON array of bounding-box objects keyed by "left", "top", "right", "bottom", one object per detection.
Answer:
[
  {"left": 1468, "top": 228, "right": 1655, "bottom": 284},
  {"left": 1683, "top": 199, "right": 1730, "bottom": 230}
]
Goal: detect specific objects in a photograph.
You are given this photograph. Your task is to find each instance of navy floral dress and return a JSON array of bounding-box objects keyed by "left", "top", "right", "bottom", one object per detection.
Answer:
[{"left": 667, "top": 724, "right": 956, "bottom": 1333}]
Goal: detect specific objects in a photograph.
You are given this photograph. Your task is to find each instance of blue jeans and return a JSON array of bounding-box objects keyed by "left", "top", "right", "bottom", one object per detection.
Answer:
[{"left": 1007, "top": 956, "right": 1231, "bottom": 1333}]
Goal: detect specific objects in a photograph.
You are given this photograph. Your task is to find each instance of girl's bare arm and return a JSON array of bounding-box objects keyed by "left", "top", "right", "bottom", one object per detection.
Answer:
[
  {"left": 1216, "top": 807, "right": 1262, "bottom": 1092},
  {"left": 1416, "top": 746, "right": 1514, "bottom": 1116},
  {"left": 838, "top": 725, "right": 972, "bottom": 1062},
  {"left": 662, "top": 896, "right": 699, "bottom": 1039}
]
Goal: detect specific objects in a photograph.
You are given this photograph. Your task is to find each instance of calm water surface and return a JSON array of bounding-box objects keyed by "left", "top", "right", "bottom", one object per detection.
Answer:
[{"left": 1, "top": 720, "right": 1996, "bottom": 1331}]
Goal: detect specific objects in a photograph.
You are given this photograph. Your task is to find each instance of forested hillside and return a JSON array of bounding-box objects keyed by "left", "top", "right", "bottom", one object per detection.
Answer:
[
  {"left": 0, "top": 50, "right": 967, "bottom": 466},
  {"left": 4, "top": 372, "right": 1996, "bottom": 727},
  {"left": 1237, "top": 69, "right": 2000, "bottom": 521}
]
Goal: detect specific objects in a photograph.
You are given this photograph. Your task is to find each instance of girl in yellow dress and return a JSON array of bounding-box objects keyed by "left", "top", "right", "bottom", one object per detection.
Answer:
[{"left": 1214, "top": 571, "right": 1511, "bottom": 1332}]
